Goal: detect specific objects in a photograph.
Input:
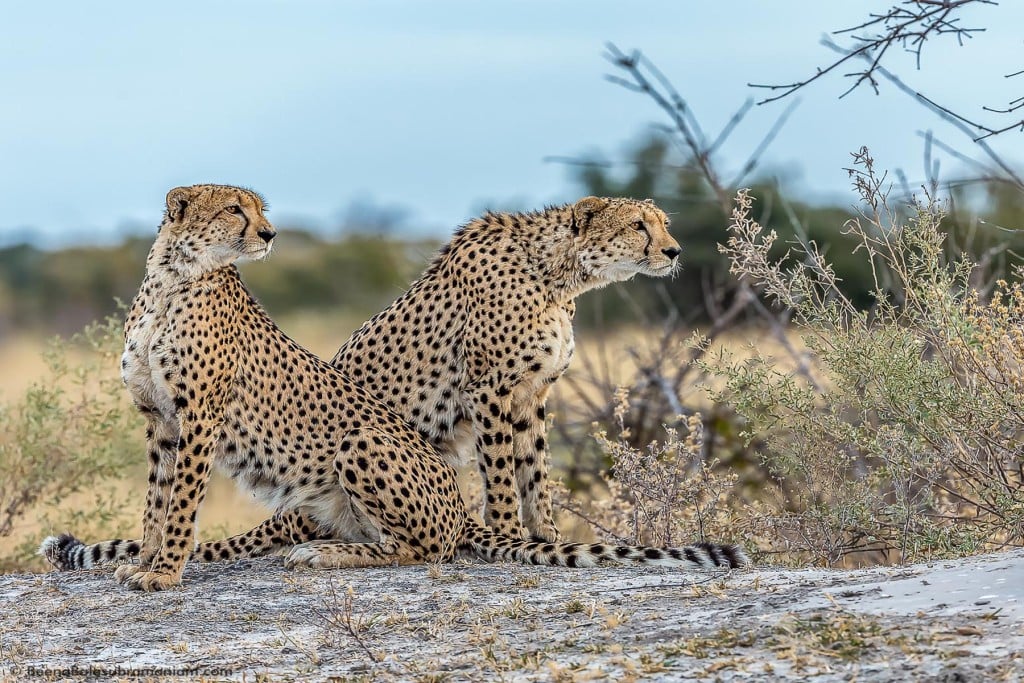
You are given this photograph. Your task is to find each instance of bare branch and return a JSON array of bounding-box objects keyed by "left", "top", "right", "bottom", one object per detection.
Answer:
[
  {"left": 749, "top": 1, "right": 1021, "bottom": 140},
  {"left": 707, "top": 99, "right": 753, "bottom": 158},
  {"left": 817, "top": 37, "right": 1024, "bottom": 187},
  {"left": 729, "top": 98, "right": 800, "bottom": 187},
  {"left": 913, "top": 130, "right": 1000, "bottom": 178},
  {"left": 603, "top": 42, "right": 796, "bottom": 213},
  {"left": 918, "top": 92, "right": 1024, "bottom": 141},
  {"left": 749, "top": 39, "right": 878, "bottom": 104},
  {"left": 603, "top": 43, "right": 726, "bottom": 206}
]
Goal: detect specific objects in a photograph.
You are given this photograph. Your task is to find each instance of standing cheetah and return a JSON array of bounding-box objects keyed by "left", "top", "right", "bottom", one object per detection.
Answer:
[{"left": 40, "top": 185, "right": 744, "bottom": 589}]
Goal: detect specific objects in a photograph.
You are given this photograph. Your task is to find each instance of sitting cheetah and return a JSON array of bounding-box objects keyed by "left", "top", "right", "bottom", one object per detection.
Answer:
[
  {"left": 329, "top": 195, "right": 683, "bottom": 541},
  {"left": 40, "top": 184, "right": 745, "bottom": 589},
  {"left": 43, "top": 194, "right": 684, "bottom": 569}
]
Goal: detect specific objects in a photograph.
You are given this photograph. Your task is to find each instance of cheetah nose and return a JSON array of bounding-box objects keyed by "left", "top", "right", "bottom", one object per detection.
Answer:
[
  {"left": 662, "top": 246, "right": 681, "bottom": 260},
  {"left": 257, "top": 228, "right": 277, "bottom": 243}
]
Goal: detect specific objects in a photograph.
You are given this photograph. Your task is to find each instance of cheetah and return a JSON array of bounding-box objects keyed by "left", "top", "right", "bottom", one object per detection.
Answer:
[
  {"left": 329, "top": 195, "right": 683, "bottom": 541},
  {"left": 43, "top": 195, "right": 684, "bottom": 569},
  {"left": 40, "top": 184, "right": 745, "bottom": 589}
]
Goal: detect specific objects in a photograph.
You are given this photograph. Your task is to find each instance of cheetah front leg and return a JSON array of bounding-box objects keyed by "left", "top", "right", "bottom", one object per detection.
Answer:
[
  {"left": 113, "top": 414, "right": 178, "bottom": 584},
  {"left": 119, "top": 405, "right": 220, "bottom": 592},
  {"left": 470, "top": 377, "right": 525, "bottom": 538},
  {"left": 512, "top": 388, "right": 560, "bottom": 542},
  {"left": 285, "top": 429, "right": 463, "bottom": 569}
]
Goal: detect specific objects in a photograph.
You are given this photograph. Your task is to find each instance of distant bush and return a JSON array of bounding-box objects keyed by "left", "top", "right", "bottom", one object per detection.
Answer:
[
  {"left": 0, "top": 314, "right": 141, "bottom": 572},
  {"left": 0, "top": 231, "right": 435, "bottom": 339}
]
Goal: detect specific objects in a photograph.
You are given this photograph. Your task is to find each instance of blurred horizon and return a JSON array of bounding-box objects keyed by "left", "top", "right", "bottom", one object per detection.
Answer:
[{"left": 2, "top": 1, "right": 1022, "bottom": 249}]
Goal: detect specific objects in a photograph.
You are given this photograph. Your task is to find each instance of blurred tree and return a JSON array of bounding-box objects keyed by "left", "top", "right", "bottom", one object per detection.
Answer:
[
  {"left": 338, "top": 196, "right": 411, "bottom": 237},
  {"left": 0, "top": 230, "right": 434, "bottom": 340}
]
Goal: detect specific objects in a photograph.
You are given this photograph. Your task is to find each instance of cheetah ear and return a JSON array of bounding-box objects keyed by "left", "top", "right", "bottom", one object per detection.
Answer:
[
  {"left": 165, "top": 186, "right": 193, "bottom": 223},
  {"left": 570, "top": 196, "right": 609, "bottom": 236}
]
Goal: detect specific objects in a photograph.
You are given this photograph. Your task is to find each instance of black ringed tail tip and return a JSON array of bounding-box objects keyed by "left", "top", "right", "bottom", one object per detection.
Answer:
[
  {"left": 463, "top": 519, "right": 750, "bottom": 569},
  {"left": 38, "top": 534, "right": 142, "bottom": 571},
  {"left": 697, "top": 542, "right": 749, "bottom": 569},
  {"left": 39, "top": 533, "right": 86, "bottom": 571}
]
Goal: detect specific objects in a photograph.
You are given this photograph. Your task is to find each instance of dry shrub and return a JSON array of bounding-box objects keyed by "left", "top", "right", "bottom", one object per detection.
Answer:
[
  {"left": 700, "top": 148, "right": 1023, "bottom": 565},
  {"left": 557, "top": 149, "right": 1022, "bottom": 567},
  {"left": 0, "top": 313, "right": 142, "bottom": 571},
  {"left": 554, "top": 387, "right": 742, "bottom": 549}
]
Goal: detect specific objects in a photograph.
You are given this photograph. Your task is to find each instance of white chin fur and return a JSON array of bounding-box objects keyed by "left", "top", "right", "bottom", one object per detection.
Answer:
[
  {"left": 234, "top": 245, "right": 273, "bottom": 264},
  {"left": 595, "top": 264, "right": 640, "bottom": 282}
]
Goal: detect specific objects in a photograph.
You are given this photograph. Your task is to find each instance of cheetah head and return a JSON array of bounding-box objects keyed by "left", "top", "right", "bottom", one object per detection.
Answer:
[
  {"left": 160, "top": 184, "right": 276, "bottom": 274},
  {"left": 572, "top": 197, "right": 681, "bottom": 283}
]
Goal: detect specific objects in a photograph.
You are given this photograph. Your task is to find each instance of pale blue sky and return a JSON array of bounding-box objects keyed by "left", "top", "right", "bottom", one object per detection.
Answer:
[{"left": 1, "top": 1, "right": 1021, "bottom": 246}]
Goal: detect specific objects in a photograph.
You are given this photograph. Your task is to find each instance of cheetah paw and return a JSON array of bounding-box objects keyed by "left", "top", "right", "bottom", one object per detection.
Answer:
[
  {"left": 492, "top": 521, "right": 530, "bottom": 540},
  {"left": 529, "top": 523, "right": 563, "bottom": 543},
  {"left": 284, "top": 543, "right": 326, "bottom": 569},
  {"left": 114, "top": 563, "right": 145, "bottom": 584},
  {"left": 122, "top": 569, "right": 180, "bottom": 591}
]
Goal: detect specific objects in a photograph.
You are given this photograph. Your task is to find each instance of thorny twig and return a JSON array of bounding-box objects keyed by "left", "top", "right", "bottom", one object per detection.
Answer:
[
  {"left": 750, "top": 1, "right": 1021, "bottom": 141},
  {"left": 312, "top": 580, "right": 383, "bottom": 664},
  {"left": 817, "top": 37, "right": 1023, "bottom": 187}
]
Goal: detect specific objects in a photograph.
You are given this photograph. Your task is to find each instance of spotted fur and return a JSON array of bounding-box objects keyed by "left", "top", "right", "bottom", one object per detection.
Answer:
[
  {"left": 40, "top": 187, "right": 745, "bottom": 588},
  {"left": 330, "top": 196, "right": 683, "bottom": 541}
]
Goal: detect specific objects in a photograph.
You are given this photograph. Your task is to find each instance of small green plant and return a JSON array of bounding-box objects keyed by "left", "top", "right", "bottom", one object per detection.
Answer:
[
  {"left": 564, "top": 598, "right": 586, "bottom": 615},
  {"left": 659, "top": 628, "right": 752, "bottom": 660},
  {"left": 0, "top": 312, "right": 142, "bottom": 572},
  {"left": 771, "top": 611, "right": 895, "bottom": 661}
]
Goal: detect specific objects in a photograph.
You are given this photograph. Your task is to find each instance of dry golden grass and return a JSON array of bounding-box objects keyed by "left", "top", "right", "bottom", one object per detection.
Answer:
[
  {"left": 0, "top": 310, "right": 366, "bottom": 399},
  {"left": 555, "top": 323, "right": 814, "bottom": 417},
  {"left": 2, "top": 311, "right": 805, "bottom": 570},
  {"left": 2, "top": 312, "right": 365, "bottom": 568},
  {"left": 0, "top": 335, "right": 64, "bottom": 402}
]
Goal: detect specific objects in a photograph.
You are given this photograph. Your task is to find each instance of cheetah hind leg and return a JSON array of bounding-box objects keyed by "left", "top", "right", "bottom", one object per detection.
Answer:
[
  {"left": 195, "top": 508, "right": 326, "bottom": 562},
  {"left": 284, "top": 536, "right": 421, "bottom": 569},
  {"left": 284, "top": 429, "right": 461, "bottom": 570}
]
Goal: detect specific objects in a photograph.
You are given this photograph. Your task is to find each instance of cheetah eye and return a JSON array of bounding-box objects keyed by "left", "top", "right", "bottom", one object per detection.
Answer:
[
  {"left": 225, "top": 205, "right": 242, "bottom": 215},
  {"left": 632, "top": 220, "right": 647, "bottom": 232}
]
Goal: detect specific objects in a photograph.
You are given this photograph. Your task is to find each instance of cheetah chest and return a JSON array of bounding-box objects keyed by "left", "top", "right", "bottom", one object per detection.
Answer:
[
  {"left": 121, "top": 297, "right": 179, "bottom": 419},
  {"left": 521, "top": 307, "right": 575, "bottom": 390}
]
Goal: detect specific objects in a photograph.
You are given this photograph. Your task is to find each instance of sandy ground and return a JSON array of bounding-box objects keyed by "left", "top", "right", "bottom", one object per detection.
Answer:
[{"left": 0, "top": 550, "right": 1021, "bottom": 682}]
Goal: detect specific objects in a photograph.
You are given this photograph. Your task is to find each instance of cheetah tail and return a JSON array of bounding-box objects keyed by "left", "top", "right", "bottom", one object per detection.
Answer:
[
  {"left": 38, "top": 534, "right": 141, "bottom": 571},
  {"left": 461, "top": 518, "right": 748, "bottom": 569}
]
